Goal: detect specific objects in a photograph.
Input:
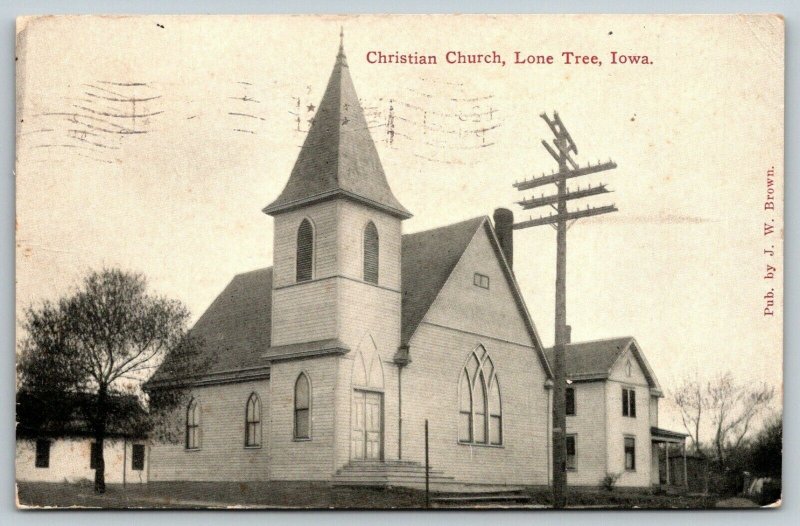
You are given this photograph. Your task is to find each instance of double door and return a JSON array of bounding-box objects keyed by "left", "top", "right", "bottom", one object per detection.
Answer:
[{"left": 351, "top": 390, "right": 383, "bottom": 460}]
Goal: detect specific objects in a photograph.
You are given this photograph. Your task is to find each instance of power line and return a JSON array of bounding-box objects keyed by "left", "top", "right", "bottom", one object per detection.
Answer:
[{"left": 513, "top": 111, "right": 618, "bottom": 509}]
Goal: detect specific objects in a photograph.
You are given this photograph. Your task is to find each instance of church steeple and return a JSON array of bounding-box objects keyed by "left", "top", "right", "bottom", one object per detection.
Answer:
[{"left": 263, "top": 34, "right": 411, "bottom": 219}]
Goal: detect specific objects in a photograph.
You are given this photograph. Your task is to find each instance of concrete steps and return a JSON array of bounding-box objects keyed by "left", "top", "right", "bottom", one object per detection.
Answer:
[
  {"left": 431, "top": 490, "right": 534, "bottom": 508},
  {"left": 332, "top": 460, "right": 454, "bottom": 489}
]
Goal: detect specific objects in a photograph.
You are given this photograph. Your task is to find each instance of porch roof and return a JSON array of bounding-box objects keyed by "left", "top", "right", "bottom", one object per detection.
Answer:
[{"left": 651, "top": 426, "right": 688, "bottom": 443}]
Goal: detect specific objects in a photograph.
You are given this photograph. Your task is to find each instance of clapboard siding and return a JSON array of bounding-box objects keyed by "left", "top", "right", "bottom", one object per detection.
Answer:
[
  {"left": 401, "top": 323, "right": 549, "bottom": 486},
  {"left": 148, "top": 380, "right": 270, "bottom": 481},
  {"left": 272, "top": 201, "right": 339, "bottom": 288},
  {"left": 336, "top": 278, "right": 402, "bottom": 468},
  {"left": 565, "top": 381, "right": 607, "bottom": 486},
  {"left": 605, "top": 350, "right": 653, "bottom": 487},
  {"left": 424, "top": 224, "right": 533, "bottom": 346},
  {"left": 269, "top": 356, "right": 337, "bottom": 480},
  {"left": 271, "top": 280, "right": 337, "bottom": 346},
  {"left": 337, "top": 200, "right": 402, "bottom": 290}
]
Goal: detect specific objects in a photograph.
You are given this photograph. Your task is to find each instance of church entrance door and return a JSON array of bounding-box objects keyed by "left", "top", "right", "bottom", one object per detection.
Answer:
[{"left": 351, "top": 390, "right": 383, "bottom": 460}]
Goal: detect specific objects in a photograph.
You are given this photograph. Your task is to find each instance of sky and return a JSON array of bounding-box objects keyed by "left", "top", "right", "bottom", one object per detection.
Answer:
[{"left": 15, "top": 15, "right": 784, "bottom": 435}]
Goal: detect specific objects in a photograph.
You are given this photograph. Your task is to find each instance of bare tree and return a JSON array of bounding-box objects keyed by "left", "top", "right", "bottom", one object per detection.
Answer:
[
  {"left": 672, "top": 372, "right": 775, "bottom": 463},
  {"left": 17, "top": 269, "right": 212, "bottom": 494},
  {"left": 673, "top": 375, "right": 704, "bottom": 451},
  {"left": 707, "top": 372, "right": 774, "bottom": 463}
]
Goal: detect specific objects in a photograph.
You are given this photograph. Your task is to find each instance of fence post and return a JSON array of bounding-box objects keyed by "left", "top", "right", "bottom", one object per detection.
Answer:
[{"left": 425, "top": 419, "right": 430, "bottom": 509}]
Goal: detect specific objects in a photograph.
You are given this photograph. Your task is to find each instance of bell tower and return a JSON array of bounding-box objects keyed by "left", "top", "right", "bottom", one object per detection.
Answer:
[{"left": 263, "top": 35, "right": 411, "bottom": 353}]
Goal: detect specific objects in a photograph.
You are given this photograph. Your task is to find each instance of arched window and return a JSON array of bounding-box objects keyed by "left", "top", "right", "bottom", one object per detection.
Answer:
[
  {"left": 186, "top": 398, "right": 200, "bottom": 450},
  {"left": 458, "top": 346, "right": 502, "bottom": 445},
  {"left": 294, "top": 373, "right": 311, "bottom": 439},
  {"left": 363, "top": 221, "right": 379, "bottom": 284},
  {"left": 296, "top": 219, "right": 314, "bottom": 283},
  {"left": 245, "top": 393, "right": 262, "bottom": 447}
]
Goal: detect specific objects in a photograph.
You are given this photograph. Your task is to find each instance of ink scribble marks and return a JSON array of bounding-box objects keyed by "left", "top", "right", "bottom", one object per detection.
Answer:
[
  {"left": 227, "top": 81, "right": 268, "bottom": 135},
  {"left": 156, "top": 23, "right": 165, "bottom": 29},
  {"left": 24, "top": 79, "right": 163, "bottom": 165},
  {"left": 307, "top": 104, "right": 315, "bottom": 112},
  {"left": 377, "top": 76, "right": 502, "bottom": 164}
]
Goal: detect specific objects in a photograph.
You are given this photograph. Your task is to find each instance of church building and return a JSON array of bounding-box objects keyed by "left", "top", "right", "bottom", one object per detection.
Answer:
[{"left": 146, "top": 40, "right": 555, "bottom": 489}]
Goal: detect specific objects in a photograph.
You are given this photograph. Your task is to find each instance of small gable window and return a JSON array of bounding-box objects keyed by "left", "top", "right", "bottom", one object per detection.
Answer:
[
  {"left": 566, "top": 387, "right": 576, "bottom": 416},
  {"left": 625, "top": 358, "right": 632, "bottom": 377},
  {"left": 245, "top": 393, "right": 262, "bottom": 448},
  {"left": 35, "top": 439, "right": 50, "bottom": 468},
  {"left": 296, "top": 219, "right": 314, "bottom": 283},
  {"left": 186, "top": 398, "right": 200, "bottom": 450},
  {"left": 473, "top": 272, "right": 489, "bottom": 289},
  {"left": 294, "top": 373, "right": 311, "bottom": 439},
  {"left": 363, "top": 221, "right": 379, "bottom": 284},
  {"left": 622, "top": 387, "right": 637, "bottom": 418},
  {"left": 459, "top": 345, "right": 502, "bottom": 445}
]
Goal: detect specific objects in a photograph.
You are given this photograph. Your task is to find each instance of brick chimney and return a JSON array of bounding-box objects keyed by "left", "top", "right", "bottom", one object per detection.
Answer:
[{"left": 493, "top": 208, "right": 514, "bottom": 269}]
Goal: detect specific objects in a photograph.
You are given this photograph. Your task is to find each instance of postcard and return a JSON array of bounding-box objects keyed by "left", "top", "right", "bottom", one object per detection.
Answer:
[{"left": 15, "top": 14, "right": 783, "bottom": 509}]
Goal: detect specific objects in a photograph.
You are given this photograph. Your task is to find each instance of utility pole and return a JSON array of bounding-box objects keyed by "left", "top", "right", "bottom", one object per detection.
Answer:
[{"left": 512, "top": 112, "right": 618, "bottom": 509}]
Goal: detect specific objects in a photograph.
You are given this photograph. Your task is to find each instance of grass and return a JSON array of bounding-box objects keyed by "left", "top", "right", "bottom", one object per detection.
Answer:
[
  {"left": 17, "top": 481, "right": 723, "bottom": 510},
  {"left": 17, "top": 480, "right": 427, "bottom": 509},
  {"left": 525, "top": 487, "right": 719, "bottom": 509}
]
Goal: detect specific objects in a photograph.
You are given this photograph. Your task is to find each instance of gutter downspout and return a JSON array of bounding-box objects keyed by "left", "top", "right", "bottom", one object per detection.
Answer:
[{"left": 394, "top": 345, "right": 411, "bottom": 460}]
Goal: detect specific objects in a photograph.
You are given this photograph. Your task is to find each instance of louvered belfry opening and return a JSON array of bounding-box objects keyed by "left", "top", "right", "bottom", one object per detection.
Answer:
[
  {"left": 363, "top": 221, "right": 379, "bottom": 284},
  {"left": 296, "top": 219, "right": 314, "bottom": 282}
]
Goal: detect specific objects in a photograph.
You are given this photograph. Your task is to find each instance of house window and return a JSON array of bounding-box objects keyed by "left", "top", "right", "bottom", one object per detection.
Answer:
[
  {"left": 131, "top": 444, "right": 145, "bottom": 471},
  {"left": 566, "top": 435, "right": 577, "bottom": 470},
  {"left": 186, "top": 398, "right": 200, "bottom": 449},
  {"left": 296, "top": 218, "right": 314, "bottom": 283},
  {"left": 622, "top": 387, "right": 637, "bottom": 418},
  {"left": 294, "top": 373, "right": 311, "bottom": 439},
  {"left": 363, "top": 221, "right": 379, "bottom": 284},
  {"left": 625, "top": 359, "right": 632, "bottom": 377},
  {"left": 90, "top": 442, "right": 100, "bottom": 469},
  {"left": 624, "top": 436, "right": 636, "bottom": 471},
  {"left": 473, "top": 272, "right": 489, "bottom": 289},
  {"left": 566, "top": 387, "right": 576, "bottom": 416},
  {"left": 35, "top": 439, "right": 50, "bottom": 468},
  {"left": 458, "top": 345, "right": 502, "bottom": 445},
  {"left": 245, "top": 393, "right": 262, "bottom": 447}
]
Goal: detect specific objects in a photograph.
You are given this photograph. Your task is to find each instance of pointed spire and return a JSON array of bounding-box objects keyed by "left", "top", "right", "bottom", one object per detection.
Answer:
[
  {"left": 264, "top": 34, "right": 410, "bottom": 219},
  {"left": 337, "top": 26, "right": 347, "bottom": 67}
]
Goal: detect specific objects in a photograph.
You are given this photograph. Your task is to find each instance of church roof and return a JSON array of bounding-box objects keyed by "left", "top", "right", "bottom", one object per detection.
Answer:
[
  {"left": 400, "top": 217, "right": 486, "bottom": 345},
  {"left": 544, "top": 336, "right": 662, "bottom": 393},
  {"left": 149, "top": 217, "right": 551, "bottom": 386},
  {"left": 263, "top": 43, "right": 411, "bottom": 219},
  {"left": 147, "top": 267, "right": 273, "bottom": 387}
]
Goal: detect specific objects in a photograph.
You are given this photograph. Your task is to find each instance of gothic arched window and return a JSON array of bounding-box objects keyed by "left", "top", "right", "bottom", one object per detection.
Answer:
[
  {"left": 186, "top": 398, "right": 200, "bottom": 450},
  {"left": 459, "top": 346, "right": 502, "bottom": 445},
  {"left": 245, "top": 393, "right": 262, "bottom": 447},
  {"left": 296, "top": 219, "right": 314, "bottom": 283},
  {"left": 363, "top": 221, "right": 379, "bottom": 284},
  {"left": 294, "top": 373, "right": 311, "bottom": 439}
]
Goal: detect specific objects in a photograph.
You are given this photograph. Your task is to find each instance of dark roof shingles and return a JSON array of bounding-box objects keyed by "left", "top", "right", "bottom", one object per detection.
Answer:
[
  {"left": 263, "top": 50, "right": 409, "bottom": 218},
  {"left": 544, "top": 337, "right": 633, "bottom": 379}
]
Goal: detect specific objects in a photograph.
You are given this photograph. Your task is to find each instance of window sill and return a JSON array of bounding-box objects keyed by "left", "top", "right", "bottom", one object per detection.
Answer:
[
  {"left": 244, "top": 445, "right": 262, "bottom": 450},
  {"left": 185, "top": 447, "right": 201, "bottom": 452},
  {"left": 293, "top": 437, "right": 312, "bottom": 442},
  {"left": 458, "top": 441, "right": 504, "bottom": 449}
]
